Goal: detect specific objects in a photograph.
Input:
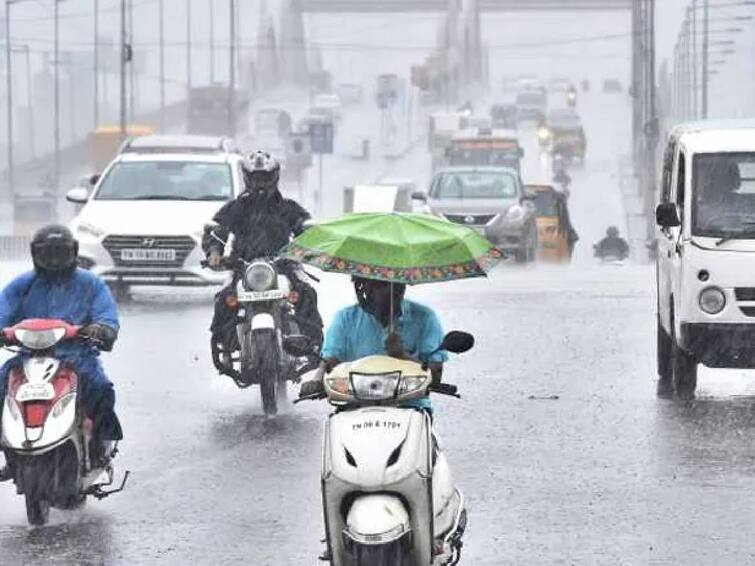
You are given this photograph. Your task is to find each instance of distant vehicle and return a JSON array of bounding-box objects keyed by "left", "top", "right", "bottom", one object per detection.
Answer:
[
  {"left": 90, "top": 124, "right": 153, "bottom": 173},
  {"left": 515, "top": 89, "right": 547, "bottom": 122},
  {"left": 343, "top": 181, "right": 414, "bottom": 213},
  {"left": 539, "top": 108, "right": 586, "bottom": 163},
  {"left": 336, "top": 83, "right": 364, "bottom": 105},
  {"left": 656, "top": 121, "right": 755, "bottom": 399},
  {"left": 254, "top": 108, "right": 292, "bottom": 139},
  {"left": 313, "top": 93, "right": 343, "bottom": 122},
  {"left": 413, "top": 166, "right": 538, "bottom": 263},
  {"left": 602, "top": 79, "right": 622, "bottom": 93},
  {"left": 526, "top": 183, "right": 577, "bottom": 263},
  {"left": 548, "top": 77, "right": 573, "bottom": 92},
  {"left": 490, "top": 104, "right": 518, "bottom": 129},
  {"left": 65, "top": 135, "right": 244, "bottom": 292},
  {"left": 188, "top": 86, "right": 250, "bottom": 136},
  {"left": 443, "top": 128, "right": 525, "bottom": 174},
  {"left": 516, "top": 75, "right": 545, "bottom": 94}
]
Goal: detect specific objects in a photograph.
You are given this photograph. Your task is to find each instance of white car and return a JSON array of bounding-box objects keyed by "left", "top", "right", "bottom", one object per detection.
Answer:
[{"left": 66, "top": 135, "right": 244, "bottom": 289}]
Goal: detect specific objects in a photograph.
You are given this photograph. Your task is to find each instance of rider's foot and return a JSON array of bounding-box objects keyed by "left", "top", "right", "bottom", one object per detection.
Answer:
[
  {"left": 0, "top": 465, "right": 12, "bottom": 482},
  {"left": 91, "top": 440, "right": 116, "bottom": 469}
]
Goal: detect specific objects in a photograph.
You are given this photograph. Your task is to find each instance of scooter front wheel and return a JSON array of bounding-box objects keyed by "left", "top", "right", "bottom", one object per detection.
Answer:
[{"left": 25, "top": 493, "right": 50, "bottom": 526}]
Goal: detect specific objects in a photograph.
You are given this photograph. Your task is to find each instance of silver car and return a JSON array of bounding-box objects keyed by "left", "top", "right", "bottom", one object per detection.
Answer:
[{"left": 414, "top": 166, "right": 538, "bottom": 263}]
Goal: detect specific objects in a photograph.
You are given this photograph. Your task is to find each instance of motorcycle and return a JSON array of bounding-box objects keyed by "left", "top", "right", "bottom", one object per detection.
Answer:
[
  {"left": 593, "top": 244, "right": 628, "bottom": 266},
  {"left": 208, "top": 256, "right": 317, "bottom": 415},
  {"left": 290, "top": 331, "right": 474, "bottom": 566},
  {"left": 1, "top": 319, "right": 128, "bottom": 526}
]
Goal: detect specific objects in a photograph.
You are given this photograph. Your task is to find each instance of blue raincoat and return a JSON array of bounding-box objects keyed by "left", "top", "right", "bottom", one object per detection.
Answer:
[{"left": 0, "top": 268, "right": 121, "bottom": 438}]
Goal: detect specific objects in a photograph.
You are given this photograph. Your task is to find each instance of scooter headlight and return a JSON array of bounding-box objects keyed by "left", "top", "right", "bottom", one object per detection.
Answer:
[
  {"left": 244, "top": 262, "right": 276, "bottom": 291},
  {"left": 699, "top": 286, "right": 726, "bottom": 314},
  {"left": 397, "top": 375, "right": 430, "bottom": 396},
  {"left": 350, "top": 372, "right": 401, "bottom": 401}
]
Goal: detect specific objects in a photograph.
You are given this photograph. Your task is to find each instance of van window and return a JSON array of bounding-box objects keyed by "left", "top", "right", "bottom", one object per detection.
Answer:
[
  {"left": 691, "top": 152, "right": 755, "bottom": 238},
  {"left": 660, "top": 141, "right": 675, "bottom": 203}
]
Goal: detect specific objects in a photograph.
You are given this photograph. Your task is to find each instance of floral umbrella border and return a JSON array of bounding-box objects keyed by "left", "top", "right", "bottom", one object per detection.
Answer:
[{"left": 284, "top": 243, "right": 505, "bottom": 284}]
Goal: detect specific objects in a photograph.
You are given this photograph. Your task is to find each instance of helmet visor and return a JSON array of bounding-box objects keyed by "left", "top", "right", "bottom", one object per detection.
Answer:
[{"left": 32, "top": 241, "right": 77, "bottom": 271}]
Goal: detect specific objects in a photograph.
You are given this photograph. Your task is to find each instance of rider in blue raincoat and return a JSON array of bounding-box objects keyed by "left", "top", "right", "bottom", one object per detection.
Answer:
[{"left": 0, "top": 225, "right": 121, "bottom": 477}]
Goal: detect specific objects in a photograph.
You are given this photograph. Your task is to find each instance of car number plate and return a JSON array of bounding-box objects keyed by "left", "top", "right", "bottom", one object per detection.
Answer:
[
  {"left": 120, "top": 249, "right": 176, "bottom": 262},
  {"left": 238, "top": 290, "right": 287, "bottom": 302},
  {"left": 16, "top": 382, "right": 55, "bottom": 402}
]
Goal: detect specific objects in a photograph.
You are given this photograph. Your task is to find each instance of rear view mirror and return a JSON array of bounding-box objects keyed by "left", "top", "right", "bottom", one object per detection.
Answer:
[
  {"left": 282, "top": 335, "right": 314, "bottom": 358},
  {"left": 411, "top": 191, "right": 427, "bottom": 202},
  {"left": 65, "top": 187, "right": 89, "bottom": 204},
  {"left": 439, "top": 331, "right": 474, "bottom": 354},
  {"left": 655, "top": 203, "right": 681, "bottom": 228}
]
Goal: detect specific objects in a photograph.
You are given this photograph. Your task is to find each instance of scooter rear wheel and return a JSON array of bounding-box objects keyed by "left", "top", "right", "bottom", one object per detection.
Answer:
[{"left": 25, "top": 494, "right": 50, "bottom": 526}]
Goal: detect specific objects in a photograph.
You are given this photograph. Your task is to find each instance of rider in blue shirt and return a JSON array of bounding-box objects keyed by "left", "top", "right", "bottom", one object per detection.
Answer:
[
  {"left": 0, "top": 225, "right": 122, "bottom": 478},
  {"left": 300, "top": 276, "right": 448, "bottom": 411}
]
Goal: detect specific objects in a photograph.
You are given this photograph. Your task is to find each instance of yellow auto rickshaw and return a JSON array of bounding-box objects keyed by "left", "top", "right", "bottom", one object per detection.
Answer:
[{"left": 526, "top": 184, "right": 578, "bottom": 263}]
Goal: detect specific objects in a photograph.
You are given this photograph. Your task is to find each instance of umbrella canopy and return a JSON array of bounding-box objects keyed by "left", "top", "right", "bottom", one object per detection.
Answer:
[{"left": 281, "top": 212, "right": 503, "bottom": 284}]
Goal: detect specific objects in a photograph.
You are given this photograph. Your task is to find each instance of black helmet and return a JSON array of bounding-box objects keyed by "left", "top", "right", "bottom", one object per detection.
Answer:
[
  {"left": 352, "top": 276, "right": 406, "bottom": 327},
  {"left": 241, "top": 150, "right": 280, "bottom": 194},
  {"left": 606, "top": 226, "right": 619, "bottom": 238},
  {"left": 31, "top": 224, "right": 79, "bottom": 276}
]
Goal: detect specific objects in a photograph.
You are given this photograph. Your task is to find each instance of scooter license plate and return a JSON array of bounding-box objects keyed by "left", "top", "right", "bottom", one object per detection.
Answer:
[
  {"left": 16, "top": 382, "right": 55, "bottom": 402},
  {"left": 238, "top": 290, "right": 287, "bottom": 302}
]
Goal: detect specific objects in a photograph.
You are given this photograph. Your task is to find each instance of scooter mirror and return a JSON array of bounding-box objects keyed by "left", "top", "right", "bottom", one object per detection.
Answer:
[
  {"left": 439, "top": 331, "right": 474, "bottom": 354},
  {"left": 283, "top": 335, "right": 314, "bottom": 358}
]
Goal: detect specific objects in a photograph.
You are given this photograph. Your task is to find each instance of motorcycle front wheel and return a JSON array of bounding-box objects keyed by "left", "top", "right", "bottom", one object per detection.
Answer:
[
  {"left": 25, "top": 493, "right": 50, "bottom": 526},
  {"left": 254, "top": 329, "right": 281, "bottom": 415}
]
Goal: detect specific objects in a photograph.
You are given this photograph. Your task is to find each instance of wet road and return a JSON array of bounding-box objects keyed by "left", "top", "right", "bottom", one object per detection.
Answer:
[{"left": 4, "top": 91, "right": 755, "bottom": 565}]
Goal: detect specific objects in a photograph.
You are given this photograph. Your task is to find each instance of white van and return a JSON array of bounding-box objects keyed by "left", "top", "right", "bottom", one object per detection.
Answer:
[{"left": 656, "top": 121, "right": 755, "bottom": 398}]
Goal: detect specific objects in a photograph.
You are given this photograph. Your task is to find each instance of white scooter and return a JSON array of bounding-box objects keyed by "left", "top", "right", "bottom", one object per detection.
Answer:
[
  {"left": 1, "top": 319, "right": 128, "bottom": 525},
  {"left": 289, "top": 331, "right": 473, "bottom": 566}
]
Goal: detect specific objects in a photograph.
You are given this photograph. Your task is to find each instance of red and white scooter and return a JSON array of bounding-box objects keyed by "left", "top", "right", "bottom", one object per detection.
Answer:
[{"left": 1, "top": 319, "right": 128, "bottom": 525}]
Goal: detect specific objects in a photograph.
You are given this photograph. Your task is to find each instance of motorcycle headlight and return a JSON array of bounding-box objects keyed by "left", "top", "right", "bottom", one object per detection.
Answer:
[
  {"left": 505, "top": 205, "right": 525, "bottom": 223},
  {"left": 537, "top": 127, "right": 552, "bottom": 141},
  {"left": 350, "top": 372, "right": 401, "bottom": 401},
  {"left": 699, "top": 286, "right": 726, "bottom": 314},
  {"left": 244, "top": 262, "right": 276, "bottom": 291}
]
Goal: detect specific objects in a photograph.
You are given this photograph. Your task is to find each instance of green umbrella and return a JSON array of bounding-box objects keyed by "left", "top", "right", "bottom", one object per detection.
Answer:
[{"left": 281, "top": 212, "right": 504, "bottom": 285}]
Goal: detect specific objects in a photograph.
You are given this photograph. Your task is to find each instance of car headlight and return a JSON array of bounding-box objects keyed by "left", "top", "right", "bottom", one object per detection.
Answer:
[
  {"left": 244, "top": 262, "right": 276, "bottom": 291},
  {"left": 76, "top": 222, "right": 105, "bottom": 238},
  {"left": 505, "top": 206, "right": 525, "bottom": 223},
  {"left": 699, "top": 287, "right": 726, "bottom": 314}
]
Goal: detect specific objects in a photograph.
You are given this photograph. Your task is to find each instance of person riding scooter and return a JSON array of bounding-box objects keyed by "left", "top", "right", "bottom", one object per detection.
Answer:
[
  {"left": 203, "top": 151, "right": 324, "bottom": 373},
  {"left": 0, "top": 225, "right": 122, "bottom": 478},
  {"left": 299, "top": 277, "right": 447, "bottom": 412},
  {"left": 594, "top": 226, "right": 630, "bottom": 260}
]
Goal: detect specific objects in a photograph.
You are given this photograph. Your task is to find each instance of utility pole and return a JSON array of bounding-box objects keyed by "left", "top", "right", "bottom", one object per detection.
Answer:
[
  {"left": 701, "top": 0, "right": 710, "bottom": 118},
  {"left": 128, "top": 0, "right": 134, "bottom": 121},
  {"left": 227, "top": 0, "right": 236, "bottom": 135},
  {"left": 54, "top": 0, "right": 61, "bottom": 190},
  {"left": 120, "top": 0, "right": 127, "bottom": 138},
  {"left": 691, "top": 0, "right": 697, "bottom": 119},
  {"left": 159, "top": 0, "right": 165, "bottom": 130},
  {"left": 5, "top": 0, "right": 14, "bottom": 195},
  {"left": 19, "top": 45, "right": 33, "bottom": 158},
  {"left": 186, "top": 0, "right": 192, "bottom": 98},
  {"left": 94, "top": 0, "right": 99, "bottom": 128},
  {"left": 209, "top": 0, "right": 215, "bottom": 83}
]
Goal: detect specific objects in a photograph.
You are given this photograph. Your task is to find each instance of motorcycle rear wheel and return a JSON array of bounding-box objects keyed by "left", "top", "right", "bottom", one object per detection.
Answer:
[{"left": 255, "top": 330, "right": 281, "bottom": 415}]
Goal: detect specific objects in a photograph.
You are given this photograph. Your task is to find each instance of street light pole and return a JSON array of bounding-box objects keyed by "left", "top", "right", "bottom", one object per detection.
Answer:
[
  {"left": 186, "top": 0, "right": 192, "bottom": 98},
  {"left": 691, "top": 0, "right": 698, "bottom": 118},
  {"left": 17, "top": 45, "right": 33, "bottom": 158},
  {"left": 119, "top": 0, "right": 127, "bottom": 138},
  {"left": 209, "top": 0, "right": 215, "bottom": 83},
  {"left": 227, "top": 0, "right": 236, "bottom": 135},
  {"left": 159, "top": 0, "right": 165, "bottom": 131},
  {"left": 5, "top": 0, "right": 14, "bottom": 195},
  {"left": 53, "top": 0, "right": 61, "bottom": 190},
  {"left": 94, "top": 0, "right": 99, "bottom": 128},
  {"left": 701, "top": 0, "right": 710, "bottom": 118}
]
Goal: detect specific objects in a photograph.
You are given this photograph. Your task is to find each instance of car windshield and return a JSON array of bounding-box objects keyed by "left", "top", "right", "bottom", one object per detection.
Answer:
[
  {"left": 96, "top": 161, "right": 233, "bottom": 201},
  {"left": 433, "top": 171, "right": 518, "bottom": 199},
  {"left": 533, "top": 191, "right": 560, "bottom": 216},
  {"left": 692, "top": 152, "right": 755, "bottom": 238}
]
